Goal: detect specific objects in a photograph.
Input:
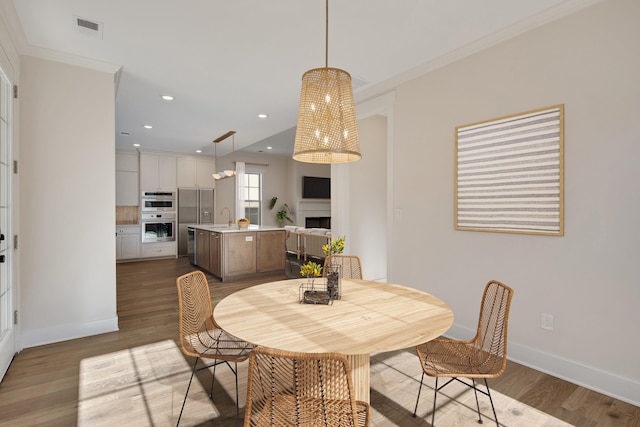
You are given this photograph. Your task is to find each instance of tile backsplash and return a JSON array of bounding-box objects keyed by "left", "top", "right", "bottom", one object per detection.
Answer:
[{"left": 116, "top": 206, "right": 140, "bottom": 224}]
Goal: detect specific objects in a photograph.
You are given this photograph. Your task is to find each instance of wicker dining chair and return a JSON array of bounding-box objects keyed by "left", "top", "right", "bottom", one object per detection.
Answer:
[
  {"left": 244, "top": 347, "right": 370, "bottom": 427},
  {"left": 412, "top": 280, "right": 514, "bottom": 426},
  {"left": 175, "top": 271, "right": 255, "bottom": 426},
  {"left": 323, "top": 255, "right": 363, "bottom": 279}
]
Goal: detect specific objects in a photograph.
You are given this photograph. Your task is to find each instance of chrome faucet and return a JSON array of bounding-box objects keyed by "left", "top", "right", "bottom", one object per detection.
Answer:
[{"left": 221, "top": 207, "right": 232, "bottom": 227}]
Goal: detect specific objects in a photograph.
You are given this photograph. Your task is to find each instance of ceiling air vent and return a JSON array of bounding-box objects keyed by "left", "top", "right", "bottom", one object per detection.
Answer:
[
  {"left": 77, "top": 18, "right": 99, "bottom": 31},
  {"left": 73, "top": 15, "right": 103, "bottom": 39}
]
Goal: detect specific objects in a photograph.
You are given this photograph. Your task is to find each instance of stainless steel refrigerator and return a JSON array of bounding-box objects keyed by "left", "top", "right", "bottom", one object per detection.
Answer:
[{"left": 177, "top": 188, "right": 214, "bottom": 256}]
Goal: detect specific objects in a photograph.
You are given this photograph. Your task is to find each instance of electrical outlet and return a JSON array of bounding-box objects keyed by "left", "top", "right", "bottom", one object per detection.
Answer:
[{"left": 541, "top": 313, "right": 554, "bottom": 331}]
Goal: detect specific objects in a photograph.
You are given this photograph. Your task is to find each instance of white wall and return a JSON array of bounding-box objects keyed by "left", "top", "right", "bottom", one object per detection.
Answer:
[
  {"left": 355, "top": 0, "right": 639, "bottom": 404},
  {"left": 349, "top": 115, "right": 387, "bottom": 281},
  {"left": 344, "top": 0, "right": 640, "bottom": 405},
  {"left": 19, "top": 56, "right": 118, "bottom": 347}
]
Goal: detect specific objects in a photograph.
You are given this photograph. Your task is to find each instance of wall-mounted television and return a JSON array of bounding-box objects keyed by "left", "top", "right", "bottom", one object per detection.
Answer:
[{"left": 302, "top": 176, "right": 331, "bottom": 199}]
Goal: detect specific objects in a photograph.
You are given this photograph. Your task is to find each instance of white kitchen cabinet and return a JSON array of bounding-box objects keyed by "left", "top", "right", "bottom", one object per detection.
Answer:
[
  {"left": 177, "top": 156, "right": 215, "bottom": 188},
  {"left": 116, "top": 151, "right": 139, "bottom": 172},
  {"left": 196, "top": 157, "right": 215, "bottom": 188},
  {"left": 116, "top": 151, "right": 139, "bottom": 206},
  {"left": 140, "top": 241, "right": 177, "bottom": 258},
  {"left": 140, "top": 153, "right": 177, "bottom": 191},
  {"left": 177, "top": 156, "right": 196, "bottom": 188},
  {"left": 116, "top": 171, "right": 139, "bottom": 206},
  {"left": 116, "top": 225, "right": 140, "bottom": 261}
]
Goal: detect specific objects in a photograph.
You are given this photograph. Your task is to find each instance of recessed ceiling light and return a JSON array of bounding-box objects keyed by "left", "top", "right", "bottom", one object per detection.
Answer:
[
  {"left": 196, "top": 149, "right": 202, "bottom": 153},
  {"left": 258, "top": 114, "right": 268, "bottom": 119},
  {"left": 143, "top": 125, "right": 153, "bottom": 129},
  {"left": 161, "top": 95, "right": 174, "bottom": 101},
  {"left": 267, "top": 146, "right": 273, "bottom": 150},
  {"left": 133, "top": 143, "right": 140, "bottom": 147}
]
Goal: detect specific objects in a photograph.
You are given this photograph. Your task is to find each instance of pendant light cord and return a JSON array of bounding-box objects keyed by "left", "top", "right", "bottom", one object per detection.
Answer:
[{"left": 325, "top": 0, "right": 329, "bottom": 68}]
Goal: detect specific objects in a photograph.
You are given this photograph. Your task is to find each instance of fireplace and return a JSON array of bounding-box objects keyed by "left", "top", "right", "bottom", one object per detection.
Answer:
[
  {"left": 306, "top": 216, "right": 331, "bottom": 229},
  {"left": 297, "top": 200, "right": 331, "bottom": 229}
]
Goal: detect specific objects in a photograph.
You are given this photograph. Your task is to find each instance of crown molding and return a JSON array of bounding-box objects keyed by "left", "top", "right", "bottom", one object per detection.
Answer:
[
  {"left": 356, "top": 0, "right": 605, "bottom": 105},
  {"left": 0, "top": 0, "right": 121, "bottom": 75},
  {"left": 21, "top": 47, "right": 121, "bottom": 75}
]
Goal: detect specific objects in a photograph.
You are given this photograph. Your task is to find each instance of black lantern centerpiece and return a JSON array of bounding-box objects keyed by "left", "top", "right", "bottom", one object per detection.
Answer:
[
  {"left": 299, "top": 261, "right": 331, "bottom": 305},
  {"left": 322, "top": 236, "right": 345, "bottom": 300}
]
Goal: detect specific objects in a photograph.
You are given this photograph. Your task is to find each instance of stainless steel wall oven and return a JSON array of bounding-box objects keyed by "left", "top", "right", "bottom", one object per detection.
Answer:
[
  {"left": 141, "top": 191, "right": 176, "bottom": 212},
  {"left": 141, "top": 212, "right": 176, "bottom": 243}
]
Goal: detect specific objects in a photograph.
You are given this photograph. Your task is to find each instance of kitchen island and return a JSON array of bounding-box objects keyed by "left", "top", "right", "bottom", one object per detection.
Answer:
[{"left": 188, "top": 224, "right": 286, "bottom": 282}]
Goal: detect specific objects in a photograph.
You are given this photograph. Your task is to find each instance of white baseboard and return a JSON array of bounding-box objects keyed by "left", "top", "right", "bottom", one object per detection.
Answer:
[
  {"left": 21, "top": 316, "right": 119, "bottom": 349},
  {"left": 445, "top": 324, "right": 640, "bottom": 407}
]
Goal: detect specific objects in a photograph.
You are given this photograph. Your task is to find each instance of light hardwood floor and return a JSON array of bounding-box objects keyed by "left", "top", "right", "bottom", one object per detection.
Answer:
[{"left": 0, "top": 257, "right": 637, "bottom": 426}]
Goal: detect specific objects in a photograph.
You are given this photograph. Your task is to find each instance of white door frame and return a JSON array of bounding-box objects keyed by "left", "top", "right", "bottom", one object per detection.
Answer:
[
  {"left": 0, "top": 53, "right": 17, "bottom": 382},
  {"left": 331, "top": 91, "right": 396, "bottom": 281}
]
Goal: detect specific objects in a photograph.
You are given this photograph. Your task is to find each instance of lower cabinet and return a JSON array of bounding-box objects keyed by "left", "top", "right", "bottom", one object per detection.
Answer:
[
  {"left": 257, "top": 230, "right": 286, "bottom": 273},
  {"left": 116, "top": 225, "right": 178, "bottom": 261},
  {"left": 209, "top": 231, "right": 221, "bottom": 277},
  {"left": 140, "top": 241, "right": 177, "bottom": 258},
  {"left": 196, "top": 229, "right": 210, "bottom": 271},
  {"left": 198, "top": 230, "right": 285, "bottom": 281},
  {"left": 116, "top": 225, "right": 140, "bottom": 261},
  {"left": 223, "top": 232, "right": 257, "bottom": 278}
]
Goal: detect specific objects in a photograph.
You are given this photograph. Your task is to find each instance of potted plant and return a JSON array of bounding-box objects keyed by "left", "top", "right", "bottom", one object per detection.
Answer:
[{"left": 269, "top": 196, "right": 293, "bottom": 226}]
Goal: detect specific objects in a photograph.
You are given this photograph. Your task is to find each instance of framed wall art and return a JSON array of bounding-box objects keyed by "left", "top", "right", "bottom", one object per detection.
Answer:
[{"left": 455, "top": 105, "right": 564, "bottom": 236}]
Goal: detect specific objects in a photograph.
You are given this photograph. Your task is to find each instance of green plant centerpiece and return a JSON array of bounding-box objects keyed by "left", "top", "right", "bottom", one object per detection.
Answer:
[{"left": 269, "top": 196, "right": 293, "bottom": 226}]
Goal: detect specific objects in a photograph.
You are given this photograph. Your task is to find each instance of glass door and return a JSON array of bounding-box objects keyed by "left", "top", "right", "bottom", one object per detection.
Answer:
[{"left": 0, "top": 68, "right": 14, "bottom": 381}]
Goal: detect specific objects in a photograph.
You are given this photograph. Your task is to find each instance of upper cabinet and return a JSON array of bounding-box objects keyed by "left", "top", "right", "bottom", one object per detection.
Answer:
[
  {"left": 116, "top": 151, "right": 139, "bottom": 206},
  {"left": 118, "top": 151, "right": 215, "bottom": 200},
  {"left": 140, "top": 153, "right": 177, "bottom": 191},
  {"left": 177, "top": 156, "right": 215, "bottom": 188}
]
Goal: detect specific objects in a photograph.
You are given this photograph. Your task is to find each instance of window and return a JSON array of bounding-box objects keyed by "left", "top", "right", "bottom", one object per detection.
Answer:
[{"left": 243, "top": 172, "right": 262, "bottom": 225}]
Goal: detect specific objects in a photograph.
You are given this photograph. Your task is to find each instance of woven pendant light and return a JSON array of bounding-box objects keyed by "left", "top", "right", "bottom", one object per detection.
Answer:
[{"left": 293, "top": 0, "right": 361, "bottom": 164}]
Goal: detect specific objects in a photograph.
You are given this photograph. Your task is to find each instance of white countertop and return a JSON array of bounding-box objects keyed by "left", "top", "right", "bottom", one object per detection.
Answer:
[{"left": 186, "top": 223, "right": 284, "bottom": 233}]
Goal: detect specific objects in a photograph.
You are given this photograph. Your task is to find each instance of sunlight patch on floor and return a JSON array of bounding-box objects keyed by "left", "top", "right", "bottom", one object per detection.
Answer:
[
  {"left": 78, "top": 342, "right": 573, "bottom": 426},
  {"left": 78, "top": 339, "right": 242, "bottom": 427}
]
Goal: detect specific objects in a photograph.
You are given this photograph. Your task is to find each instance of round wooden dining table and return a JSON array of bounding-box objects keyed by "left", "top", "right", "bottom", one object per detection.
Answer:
[{"left": 214, "top": 278, "right": 453, "bottom": 403}]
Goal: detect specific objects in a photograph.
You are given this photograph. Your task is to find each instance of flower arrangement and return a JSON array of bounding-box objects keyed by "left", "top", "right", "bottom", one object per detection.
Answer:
[
  {"left": 300, "top": 261, "right": 323, "bottom": 278},
  {"left": 322, "top": 236, "right": 345, "bottom": 256}
]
